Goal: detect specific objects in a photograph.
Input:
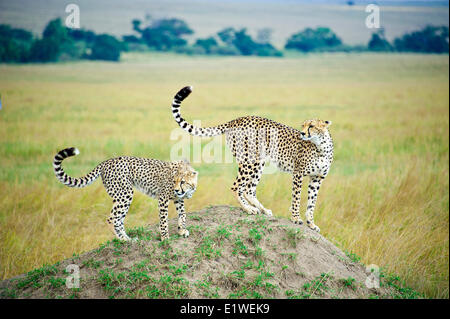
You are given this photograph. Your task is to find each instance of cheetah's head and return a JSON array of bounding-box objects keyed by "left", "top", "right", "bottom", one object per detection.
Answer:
[
  {"left": 174, "top": 160, "right": 198, "bottom": 199},
  {"left": 300, "top": 119, "right": 332, "bottom": 145}
]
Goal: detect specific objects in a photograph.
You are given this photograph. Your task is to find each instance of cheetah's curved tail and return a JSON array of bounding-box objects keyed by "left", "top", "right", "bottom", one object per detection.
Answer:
[
  {"left": 172, "top": 86, "right": 228, "bottom": 137},
  {"left": 53, "top": 147, "right": 102, "bottom": 188}
]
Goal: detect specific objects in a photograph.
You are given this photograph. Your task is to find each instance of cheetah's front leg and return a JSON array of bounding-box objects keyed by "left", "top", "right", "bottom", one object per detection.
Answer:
[
  {"left": 158, "top": 196, "right": 170, "bottom": 241},
  {"left": 305, "top": 176, "right": 323, "bottom": 232},
  {"left": 290, "top": 172, "right": 304, "bottom": 225},
  {"left": 174, "top": 199, "right": 189, "bottom": 238}
]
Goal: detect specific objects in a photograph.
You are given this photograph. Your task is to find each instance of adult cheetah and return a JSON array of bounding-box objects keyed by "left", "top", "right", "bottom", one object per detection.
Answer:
[
  {"left": 53, "top": 147, "right": 198, "bottom": 241},
  {"left": 171, "top": 86, "right": 333, "bottom": 232}
]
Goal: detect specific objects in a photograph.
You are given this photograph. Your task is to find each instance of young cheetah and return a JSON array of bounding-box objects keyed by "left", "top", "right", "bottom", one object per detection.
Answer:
[
  {"left": 171, "top": 86, "right": 333, "bottom": 232},
  {"left": 53, "top": 147, "right": 198, "bottom": 241}
]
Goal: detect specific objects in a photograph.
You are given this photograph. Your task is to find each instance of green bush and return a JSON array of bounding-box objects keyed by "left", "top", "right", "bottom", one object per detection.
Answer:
[
  {"left": 28, "top": 37, "right": 60, "bottom": 62},
  {"left": 216, "top": 27, "right": 282, "bottom": 57},
  {"left": 90, "top": 34, "right": 122, "bottom": 61},
  {"left": 394, "top": 25, "right": 449, "bottom": 53},
  {"left": 0, "top": 24, "right": 33, "bottom": 62},
  {"left": 232, "top": 29, "right": 257, "bottom": 55},
  {"left": 1, "top": 19, "right": 124, "bottom": 63},
  {"left": 285, "top": 27, "right": 342, "bottom": 52},
  {"left": 67, "top": 29, "right": 96, "bottom": 43},
  {"left": 123, "top": 35, "right": 141, "bottom": 44},
  {"left": 195, "top": 37, "right": 218, "bottom": 53},
  {"left": 29, "top": 18, "right": 77, "bottom": 62},
  {"left": 368, "top": 30, "right": 393, "bottom": 52},
  {"left": 43, "top": 19, "right": 70, "bottom": 42},
  {"left": 133, "top": 18, "right": 193, "bottom": 51},
  {"left": 254, "top": 43, "right": 283, "bottom": 57}
]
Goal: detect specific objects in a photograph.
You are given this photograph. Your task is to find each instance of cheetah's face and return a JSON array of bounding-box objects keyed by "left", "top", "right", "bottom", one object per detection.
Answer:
[
  {"left": 300, "top": 119, "right": 332, "bottom": 145},
  {"left": 174, "top": 162, "right": 198, "bottom": 199}
]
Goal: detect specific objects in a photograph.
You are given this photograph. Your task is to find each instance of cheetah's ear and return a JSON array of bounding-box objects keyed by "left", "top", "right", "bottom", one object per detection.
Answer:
[{"left": 324, "top": 120, "right": 332, "bottom": 126}]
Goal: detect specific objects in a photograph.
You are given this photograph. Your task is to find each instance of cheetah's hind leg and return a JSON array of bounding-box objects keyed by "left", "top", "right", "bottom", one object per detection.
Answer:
[
  {"left": 231, "top": 163, "right": 260, "bottom": 215},
  {"left": 243, "top": 161, "right": 272, "bottom": 216},
  {"left": 106, "top": 185, "right": 135, "bottom": 241},
  {"left": 305, "top": 176, "right": 323, "bottom": 233}
]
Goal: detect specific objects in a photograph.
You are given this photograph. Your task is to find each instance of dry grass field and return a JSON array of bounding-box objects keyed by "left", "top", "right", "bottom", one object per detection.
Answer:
[{"left": 0, "top": 52, "right": 448, "bottom": 298}]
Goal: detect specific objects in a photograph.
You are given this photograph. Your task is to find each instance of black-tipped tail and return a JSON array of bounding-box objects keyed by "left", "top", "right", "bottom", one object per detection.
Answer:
[
  {"left": 174, "top": 86, "right": 193, "bottom": 103},
  {"left": 53, "top": 147, "right": 101, "bottom": 188},
  {"left": 171, "top": 86, "right": 226, "bottom": 137},
  {"left": 55, "top": 147, "right": 79, "bottom": 161}
]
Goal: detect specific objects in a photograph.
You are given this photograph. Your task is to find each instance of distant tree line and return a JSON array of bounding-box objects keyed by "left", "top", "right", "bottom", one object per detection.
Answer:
[
  {"left": 1, "top": 16, "right": 448, "bottom": 63},
  {"left": 124, "top": 18, "right": 282, "bottom": 56},
  {"left": 285, "top": 26, "right": 449, "bottom": 53},
  {"left": 367, "top": 26, "right": 449, "bottom": 53},
  {"left": 0, "top": 18, "right": 122, "bottom": 63}
]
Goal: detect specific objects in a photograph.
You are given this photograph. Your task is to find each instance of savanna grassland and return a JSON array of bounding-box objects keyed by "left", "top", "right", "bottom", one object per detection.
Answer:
[{"left": 0, "top": 53, "right": 448, "bottom": 298}]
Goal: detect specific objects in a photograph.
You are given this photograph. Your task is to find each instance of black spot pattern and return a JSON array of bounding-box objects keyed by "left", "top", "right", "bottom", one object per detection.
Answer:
[
  {"left": 53, "top": 148, "right": 197, "bottom": 241},
  {"left": 170, "top": 87, "right": 334, "bottom": 232}
]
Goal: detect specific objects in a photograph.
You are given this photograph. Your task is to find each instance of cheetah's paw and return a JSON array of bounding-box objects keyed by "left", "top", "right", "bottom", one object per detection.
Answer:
[
  {"left": 242, "top": 206, "right": 260, "bottom": 215},
  {"left": 179, "top": 229, "right": 190, "bottom": 238},
  {"left": 263, "top": 209, "right": 273, "bottom": 216},
  {"left": 307, "top": 223, "right": 320, "bottom": 233},
  {"left": 119, "top": 234, "right": 132, "bottom": 242}
]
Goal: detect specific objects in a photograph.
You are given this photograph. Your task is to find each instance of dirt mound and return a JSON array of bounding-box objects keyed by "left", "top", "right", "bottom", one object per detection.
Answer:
[{"left": 0, "top": 205, "right": 401, "bottom": 299}]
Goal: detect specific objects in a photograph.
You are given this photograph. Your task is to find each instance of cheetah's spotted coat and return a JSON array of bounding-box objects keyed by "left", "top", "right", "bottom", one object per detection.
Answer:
[
  {"left": 53, "top": 147, "right": 197, "bottom": 241},
  {"left": 172, "top": 86, "right": 333, "bottom": 232}
]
